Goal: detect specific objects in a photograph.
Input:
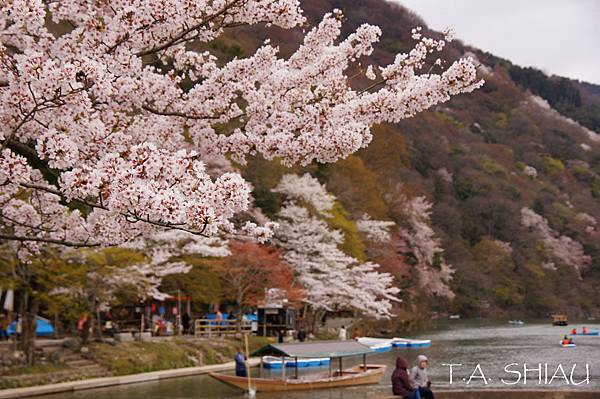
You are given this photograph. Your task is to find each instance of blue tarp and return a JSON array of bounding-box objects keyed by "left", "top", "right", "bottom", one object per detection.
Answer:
[
  {"left": 204, "top": 313, "right": 257, "bottom": 325},
  {"left": 6, "top": 316, "right": 54, "bottom": 337}
]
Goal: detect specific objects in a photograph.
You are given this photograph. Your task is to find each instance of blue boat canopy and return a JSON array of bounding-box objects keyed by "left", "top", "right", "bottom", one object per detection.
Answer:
[{"left": 253, "top": 340, "right": 374, "bottom": 358}]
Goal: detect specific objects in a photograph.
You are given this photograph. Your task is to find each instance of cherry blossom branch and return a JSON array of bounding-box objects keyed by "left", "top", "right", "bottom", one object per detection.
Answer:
[
  {"left": 142, "top": 104, "right": 220, "bottom": 120},
  {"left": 135, "top": 0, "right": 246, "bottom": 57},
  {"left": 0, "top": 234, "right": 101, "bottom": 248},
  {"left": 18, "top": 182, "right": 210, "bottom": 237},
  {"left": 0, "top": 213, "right": 58, "bottom": 233},
  {"left": 122, "top": 211, "right": 209, "bottom": 237},
  {"left": 3, "top": 83, "right": 89, "bottom": 149}
]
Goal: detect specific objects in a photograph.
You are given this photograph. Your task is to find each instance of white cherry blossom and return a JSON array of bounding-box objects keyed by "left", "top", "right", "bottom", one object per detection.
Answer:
[{"left": 0, "top": 2, "right": 481, "bottom": 256}]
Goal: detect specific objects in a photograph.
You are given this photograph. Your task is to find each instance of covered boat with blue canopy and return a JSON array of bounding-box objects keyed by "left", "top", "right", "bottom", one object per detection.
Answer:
[{"left": 209, "top": 340, "right": 386, "bottom": 392}]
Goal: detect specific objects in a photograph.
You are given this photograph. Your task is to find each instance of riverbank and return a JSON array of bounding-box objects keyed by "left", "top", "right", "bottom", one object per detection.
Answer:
[
  {"left": 0, "top": 357, "right": 261, "bottom": 399},
  {"left": 0, "top": 336, "right": 272, "bottom": 390}
]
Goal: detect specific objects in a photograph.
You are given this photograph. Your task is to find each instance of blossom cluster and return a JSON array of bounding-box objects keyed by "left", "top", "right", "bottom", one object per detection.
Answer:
[
  {"left": 274, "top": 175, "right": 399, "bottom": 318},
  {"left": 356, "top": 214, "right": 395, "bottom": 243},
  {"left": 521, "top": 207, "right": 591, "bottom": 277},
  {"left": 1, "top": 1, "right": 480, "bottom": 256},
  {"left": 273, "top": 174, "right": 335, "bottom": 215},
  {"left": 397, "top": 195, "right": 455, "bottom": 298}
]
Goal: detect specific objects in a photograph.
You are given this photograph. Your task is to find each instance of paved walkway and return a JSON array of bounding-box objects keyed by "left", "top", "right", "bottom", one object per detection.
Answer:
[
  {"left": 0, "top": 358, "right": 260, "bottom": 399},
  {"left": 378, "top": 390, "right": 598, "bottom": 399}
]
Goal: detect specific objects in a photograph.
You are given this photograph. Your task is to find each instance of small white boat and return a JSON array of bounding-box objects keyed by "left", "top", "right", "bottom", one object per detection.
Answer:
[
  {"left": 356, "top": 337, "right": 393, "bottom": 353},
  {"left": 262, "top": 356, "right": 330, "bottom": 368},
  {"left": 449, "top": 314, "right": 461, "bottom": 319},
  {"left": 392, "top": 338, "right": 432, "bottom": 348},
  {"left": 560, "top": 342, "right": 576, "bottom": 348},
  {"left": 508, "top": 320, "right": 524, "bottom": 325}
]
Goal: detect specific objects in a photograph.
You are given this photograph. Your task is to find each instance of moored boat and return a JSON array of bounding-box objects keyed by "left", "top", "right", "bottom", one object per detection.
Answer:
[
  {"left": 508, "top": 320, "right": 524, "bottom": 325},
  {"left": 356, "top": 337, "right": 393, "bottom": 352},
  {"left": 262, "top": 355, "right": 330, "bottom": 368},
  {"left": 551, "top": 314, "right": 568, "bottom": 326},
  {"left": 392, "top": 338, "right": 432, "bottom": 348},
  {"left": 210, "top": 341, "right": 385, "bottom": 393},
  {"left": 210, "top": 363, "right": 386, "bottom": 392}
]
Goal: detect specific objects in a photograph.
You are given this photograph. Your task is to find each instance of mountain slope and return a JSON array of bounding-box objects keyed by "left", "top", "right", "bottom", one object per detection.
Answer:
[{"left": 224, "top": 0, "right": 600, "bottom": 319}]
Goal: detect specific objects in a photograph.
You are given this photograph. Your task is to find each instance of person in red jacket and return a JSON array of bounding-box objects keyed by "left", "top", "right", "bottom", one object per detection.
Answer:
[
  {"left": 391, "top": 356, "right": 420, "bottom": 399},
  {"left": 570, "top": 328, "right": 577, "bottom": 335}
]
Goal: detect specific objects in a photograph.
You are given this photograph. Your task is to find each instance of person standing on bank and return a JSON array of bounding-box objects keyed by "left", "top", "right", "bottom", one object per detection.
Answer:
[
  {"left": 339, "top": 325, "right": 347, "bottom": 341},
  {"left": 182, "top": 312, "right": 191, "bottom": 335}
]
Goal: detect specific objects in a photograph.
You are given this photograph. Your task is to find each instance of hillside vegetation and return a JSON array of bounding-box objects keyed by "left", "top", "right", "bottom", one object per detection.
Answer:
[{"left": 219, "top": 0, "right": 600, "bottom": 319}]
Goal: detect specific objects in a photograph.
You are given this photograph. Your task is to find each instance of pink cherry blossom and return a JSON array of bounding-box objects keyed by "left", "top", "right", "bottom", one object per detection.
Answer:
[{"left": 0, "top": 1, "right": 481, "bottom": 257}]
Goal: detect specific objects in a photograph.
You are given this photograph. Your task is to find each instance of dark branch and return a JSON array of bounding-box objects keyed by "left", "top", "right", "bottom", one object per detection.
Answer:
[
  {"left": 142, "top": 104, "right": 220, "bottom": 120},
  {"left": 0, "top": 234, "right": 101, "bottom": 248}
]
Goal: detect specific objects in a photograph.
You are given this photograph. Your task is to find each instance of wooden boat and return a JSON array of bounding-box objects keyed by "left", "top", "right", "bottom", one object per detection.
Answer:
[
  {"left": 209, "top": 363, "right": 386, "bottom": 392},
  {"left": 356, "top": 337, "right": 393, "bottom": 352},
  {"left": 552, "top": 314, "right": 568, "bottom": 326},
  {"left": 262, "top": 355, "right": 330, "bottom": 368},
  {"left": 211, "top": 340, "right": 384, "bottom": 392}
]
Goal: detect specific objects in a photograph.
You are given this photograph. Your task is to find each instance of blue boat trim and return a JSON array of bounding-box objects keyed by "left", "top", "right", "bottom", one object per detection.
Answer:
[{"left": 262, "top": 356, "right": 330, "bottom": 369}]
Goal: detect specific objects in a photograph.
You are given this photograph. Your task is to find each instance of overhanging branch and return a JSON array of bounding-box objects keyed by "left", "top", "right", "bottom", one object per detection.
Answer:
[{"left": 0, "top": 234, "right": 101, "bottom": 248}]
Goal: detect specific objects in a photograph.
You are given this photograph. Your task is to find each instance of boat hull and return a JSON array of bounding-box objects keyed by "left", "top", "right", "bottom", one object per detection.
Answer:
[
  {"left": 570, "top": 332, "right": 599, "bottom": 336},
  {"left": 560, "top": 343, "right": 576, "bottom": 348},
  {"left": 209, "top": 364, "right": 386, "bottom": 392}
]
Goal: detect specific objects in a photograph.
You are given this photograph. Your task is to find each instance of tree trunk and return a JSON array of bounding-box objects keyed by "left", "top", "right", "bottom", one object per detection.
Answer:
[
  {"left": 236, "top": 294, "right": 244, "bottom": 333},
  {"left": 95, "top": 306, "right": 102, "bottom": 340},
  {"left": 19, "top": 291, "right": 39, "bottom": 366},
  {"left": 53, "top": 312, "right": 59, "bottom": 338},
  {"left": 81, "top": 316, "right": 92, "bottom": 345},
  {"left": 307, "top": 308, "right": 326, "bottom": 335}
]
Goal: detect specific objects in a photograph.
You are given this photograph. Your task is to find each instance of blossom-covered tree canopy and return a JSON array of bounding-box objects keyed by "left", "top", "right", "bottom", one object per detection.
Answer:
[
  {"left": 273, "top": 174, "right": 399, "bottom": 318},
  {"left": 0, "top": 0, "right": 482, "bottom": 259}
]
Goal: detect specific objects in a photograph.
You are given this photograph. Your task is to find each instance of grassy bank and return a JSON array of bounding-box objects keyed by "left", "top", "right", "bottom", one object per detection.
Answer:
[
  {"left": 89, "top": 336, "right": 273, "bottom": 376},
  {"left": 0, "top": 336, "right": 273, "bottom": 389}
]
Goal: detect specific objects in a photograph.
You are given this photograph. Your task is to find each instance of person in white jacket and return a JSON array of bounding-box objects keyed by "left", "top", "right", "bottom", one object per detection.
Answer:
[
  {"left": 409, "top": 355, "right": 435, "bottom": 399},
  {"left": 338, "top": 325, "right": 347, "bottom": 341}
]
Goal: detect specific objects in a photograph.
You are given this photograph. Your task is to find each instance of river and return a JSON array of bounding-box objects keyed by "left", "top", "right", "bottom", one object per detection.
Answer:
[{"left": 43, "top": 320, "right": 600, "bottom": 398}]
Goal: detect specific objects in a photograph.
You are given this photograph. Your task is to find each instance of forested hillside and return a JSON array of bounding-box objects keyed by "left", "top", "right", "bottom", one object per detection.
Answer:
[{"left": 217, "top": 0, "right": 600, "bottom": 319}]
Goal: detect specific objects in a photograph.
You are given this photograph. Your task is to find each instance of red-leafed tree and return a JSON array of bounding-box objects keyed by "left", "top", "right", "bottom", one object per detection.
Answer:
[{"left": 221, "top": 241, "right": 304, "bottom": 328}]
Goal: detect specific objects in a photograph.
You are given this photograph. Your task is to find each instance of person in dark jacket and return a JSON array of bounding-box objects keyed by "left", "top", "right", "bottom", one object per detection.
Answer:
[
  {"left": 297, "top": 328, "right": 307, "bottom": 342},
  {"left": 391, "top": 356, "right": 420, "bottom": 398},
  {"left": 234, "top": 347, "right": 247, "bottom": 377},
  {"left": 182, "top": 312, "right": 191, "bottom": 335}
]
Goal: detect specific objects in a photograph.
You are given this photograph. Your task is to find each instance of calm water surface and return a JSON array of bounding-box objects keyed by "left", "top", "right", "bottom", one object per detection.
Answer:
[{"left": 44, "top": 321, "right": 600, "bottom": 398}]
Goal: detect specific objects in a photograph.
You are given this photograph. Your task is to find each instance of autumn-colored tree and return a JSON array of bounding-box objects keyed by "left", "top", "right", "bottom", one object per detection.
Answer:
[{"left": 221, "top": 242, "right": 304, "bottom": 328}]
